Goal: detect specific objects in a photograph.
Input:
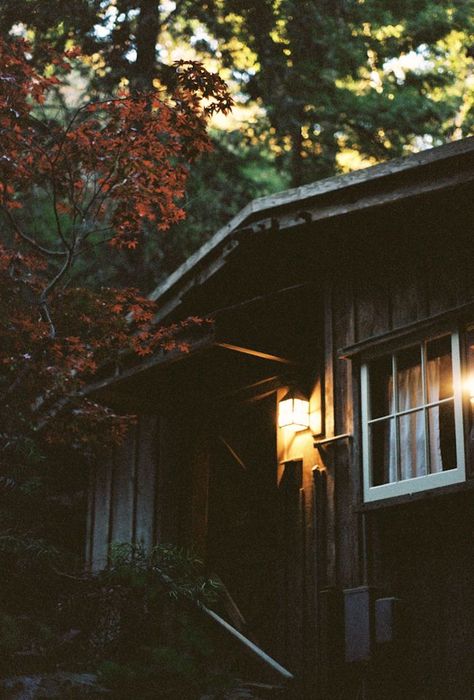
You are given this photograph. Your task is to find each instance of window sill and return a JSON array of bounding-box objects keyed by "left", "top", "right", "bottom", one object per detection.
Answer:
[{"left": 354, "top": 477, "right": 474, "bottom": 513}]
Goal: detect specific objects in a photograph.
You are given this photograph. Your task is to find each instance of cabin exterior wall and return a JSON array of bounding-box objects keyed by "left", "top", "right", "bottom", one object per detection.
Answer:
[
  {"left": 86, "top": 161, "right": 474, "bottom": 697},
  {"left": 305, "top": 201, "right": 474, "bottom": 698}
]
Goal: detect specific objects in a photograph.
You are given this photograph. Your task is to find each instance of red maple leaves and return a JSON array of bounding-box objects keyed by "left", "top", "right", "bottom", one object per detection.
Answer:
[{"left": 0, "top": 37, "right": 226, "bottom": 453}]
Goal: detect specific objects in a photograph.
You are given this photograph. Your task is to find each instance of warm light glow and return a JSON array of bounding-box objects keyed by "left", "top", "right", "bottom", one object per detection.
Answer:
[
  {"left": 278, "top": 391, "right": 310, "bottom": 431},
  {"left": 466, "top": 375, "right": 474, "bottom": 403}
]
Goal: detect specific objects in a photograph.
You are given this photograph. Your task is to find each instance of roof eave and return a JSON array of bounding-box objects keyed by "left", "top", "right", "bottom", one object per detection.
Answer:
[{"left": 150, "top": 137, "right": 474, "bottom": 323}]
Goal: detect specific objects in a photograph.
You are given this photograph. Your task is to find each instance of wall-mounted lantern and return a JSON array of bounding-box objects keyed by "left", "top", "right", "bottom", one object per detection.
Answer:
[{"left": 278, "top": 388, "right": 310, "bottom": 431}]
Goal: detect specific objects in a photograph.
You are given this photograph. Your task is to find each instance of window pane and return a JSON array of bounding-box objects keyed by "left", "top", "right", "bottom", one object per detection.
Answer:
[
  {"left": 399, "top": 410, "right": 426, "bottom": 479},
  {"left": 369, "top": 355, "right": 393, "bottom": 418},
  {"left": 428, "top": 402, "right": 456, "bottom": 473},
  {"left": 397, "top": 345, "right": 423, "bottom": 411},
  {"left": 426, "top": 335, "right": 453, "bottom": 403},
  {"left": 370, "top": 418, "right": 396, "bottom": 485}
]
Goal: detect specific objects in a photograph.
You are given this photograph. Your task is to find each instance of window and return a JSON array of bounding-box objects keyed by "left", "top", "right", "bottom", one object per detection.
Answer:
[{"left": 361, "top": 332, "right": 467, "bottom": 501}]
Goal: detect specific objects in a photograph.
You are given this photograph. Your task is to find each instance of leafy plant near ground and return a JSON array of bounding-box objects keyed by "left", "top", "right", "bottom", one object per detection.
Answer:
[
  {"left": 105, "top": 542, "right": 222, "bottom": 604},
  {"left": 0, "top": 538, "right": 243, "bottom": 698},
  {"left": 87, "top": 544, "right": 233, "bottom": 698}
]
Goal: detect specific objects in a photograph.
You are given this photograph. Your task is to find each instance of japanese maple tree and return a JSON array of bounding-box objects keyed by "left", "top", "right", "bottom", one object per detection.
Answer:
[{"left": 0, "top": 36, "right": 232, "bottom": 458}]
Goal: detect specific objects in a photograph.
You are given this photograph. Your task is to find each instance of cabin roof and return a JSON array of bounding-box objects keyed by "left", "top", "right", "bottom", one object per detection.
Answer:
[
  {"left": 150, "top": 137, "right": 474, "bottom": 323},
  {"left": 92, "top": 137, "right": 474, "bottom": 405}
]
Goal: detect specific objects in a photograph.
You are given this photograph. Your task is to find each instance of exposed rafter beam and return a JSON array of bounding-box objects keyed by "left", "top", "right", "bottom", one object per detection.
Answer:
[
  {"left": 215, "top": 342, "right": 298, "bottom": 365},
  {"left": 219, "top": 436, "right": 248, "bottom": 471}
]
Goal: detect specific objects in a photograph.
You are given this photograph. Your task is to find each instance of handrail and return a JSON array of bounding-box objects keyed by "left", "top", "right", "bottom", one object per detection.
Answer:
[
  {"left": 152, "top": 567, "right": 294, "bottom": 682},
  {"left": 200, "top": 604, "right": 294, "bottom": 681}
]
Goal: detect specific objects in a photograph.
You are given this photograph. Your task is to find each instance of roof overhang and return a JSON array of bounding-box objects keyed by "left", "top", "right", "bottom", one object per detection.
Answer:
[
  {"left": 150, "top": 137, "right": 474, "bottom": 324},
  {"left": 89, "top": 317, "right": 309, "bottom": 412}
]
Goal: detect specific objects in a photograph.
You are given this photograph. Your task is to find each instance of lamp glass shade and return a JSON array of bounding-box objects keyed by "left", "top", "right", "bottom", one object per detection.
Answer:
[{"left": 278, "top": 390, "right": 310, "bottom": 430}]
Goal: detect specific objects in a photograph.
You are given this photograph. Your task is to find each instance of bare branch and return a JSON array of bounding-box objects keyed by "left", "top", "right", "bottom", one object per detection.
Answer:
[
  {"left": 1, "top": 206, "right": 67, "bottom": 257},
  {"left": 50, "top": 172, "right": 72, "bottom": 251},
  {"left": 73, "top": 228, "right": 115, "bottom": 256},
  {"left": 39, "top": 246, "right": 75, "bottom": 337}
]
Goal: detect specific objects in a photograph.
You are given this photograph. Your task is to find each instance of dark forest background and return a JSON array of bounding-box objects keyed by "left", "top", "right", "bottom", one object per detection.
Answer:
[{"left": 2, "top": 0, "right": 473, "bottom": 292}]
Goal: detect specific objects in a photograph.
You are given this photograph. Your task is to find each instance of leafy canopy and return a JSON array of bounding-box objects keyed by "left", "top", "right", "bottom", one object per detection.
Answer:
[{"left": 0, "top": 35, "right": 231, "bottom": 454}]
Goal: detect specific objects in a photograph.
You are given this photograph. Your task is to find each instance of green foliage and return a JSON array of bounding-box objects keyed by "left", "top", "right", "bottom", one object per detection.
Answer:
[
  {"left": 171, "top": 1, "right": 474, "bottom": 183},
  {"left": 0, "top": 612, "right": 54, "bottom": 655},
  {"left": 2, "top": 0, "right": 472, "bottom": 287},
  {"left": 0, "top": 535, "right": 239, "bottom": 695},
  {"left": 107, "top": 542, "right": 222, "bottom": 605},
  {"left": 0, "top": 534, "right": 61, "bottom": 562},
  {"left": 0, "top": 505, "right": 240, "bottom": 689},
  {"left": 94, "top": 613, "right": 237, "bottom": 699},
  {"left": 69, "top": 130, "right": 289, "bottom": 291}
]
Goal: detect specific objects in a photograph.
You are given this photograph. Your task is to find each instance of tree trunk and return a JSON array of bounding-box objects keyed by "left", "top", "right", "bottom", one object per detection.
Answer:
[{"left": 132, "top": 0, "right": 161, "bottom": 91}]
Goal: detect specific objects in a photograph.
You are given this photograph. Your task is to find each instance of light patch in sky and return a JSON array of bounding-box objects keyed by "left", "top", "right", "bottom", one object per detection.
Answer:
[
  {"left": 190, "top": 26, "right": 218, "bottom": 51},
  {"left": 94, "top": 4, "right": 118, "bottom": 39},
  {"left": 411, "top": 134, "right": 436, "bottom": 152},
  {"left": 9, "top": 22, "right": 27, "bottom": 37},
  {"left": 384, "top": 46, "right": 434, "bottom": 83}
]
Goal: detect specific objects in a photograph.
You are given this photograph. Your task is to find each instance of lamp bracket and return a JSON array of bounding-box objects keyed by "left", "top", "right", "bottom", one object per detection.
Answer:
[{"left": 314, "top": 433, "right": 352, "bottom": 448}]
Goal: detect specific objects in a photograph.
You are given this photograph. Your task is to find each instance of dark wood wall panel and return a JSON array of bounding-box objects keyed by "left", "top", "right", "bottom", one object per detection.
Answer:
[
  {"left": 320, "top": 200, "right": 474, "bottom": 679},
  {"left": 347, "top": 220, "right": 474, "bottom": 348},
  {"left": 426, "top": 233, "right": 467, "bottom": 317},
  {"left": 353, "top": 235, "right": 391, "bottom": 342},
  {"left": 323, "top": 282, "right": 335, "bottom": 438},
  {"left": 110, "top": 427, "right": 137, "bottom": 545},
  {"left": 155, "top": 413, "right": 186, "bottom": 545},
  {"left": 89, "top": 416, "right": 161, "bottom": 569},
  {"left": 189, "top": 432, "right": 210, "bottom": 557},
  {"left": 333, "top": 274, "right": 355, "bottom": 436},
  {"left": 389, "top": 233, "right": 429, "bottom": 329},
  {"left": 134, "top": 415, "right": 159, "bottom": 551},
  {"left": 325, "top": 277, "right": 360, "bottom": 593},
  {"left": 370, "top": 494, "right": 474, "bottom": 699},
  {"left": 90, "top": 454, "right": 113, "bottom": 571}
]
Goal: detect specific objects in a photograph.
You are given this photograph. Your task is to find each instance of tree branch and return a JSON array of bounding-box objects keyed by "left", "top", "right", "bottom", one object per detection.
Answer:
[
  {"left": 39, "top": 247, "right": 75, "bottom": 337},
  {"left": 1, "top": 207, "right": 68, "bottom": 257}
]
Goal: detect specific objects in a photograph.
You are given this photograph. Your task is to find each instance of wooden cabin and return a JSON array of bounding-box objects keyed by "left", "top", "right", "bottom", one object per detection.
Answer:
[{"left": 87, "top": 137, "right": 474, "bottom": 698}]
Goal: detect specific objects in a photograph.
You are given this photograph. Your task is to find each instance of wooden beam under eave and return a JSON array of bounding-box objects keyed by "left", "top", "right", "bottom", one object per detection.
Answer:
[{"left": 215, "top": 342, "right": 299, "bottom": 365}]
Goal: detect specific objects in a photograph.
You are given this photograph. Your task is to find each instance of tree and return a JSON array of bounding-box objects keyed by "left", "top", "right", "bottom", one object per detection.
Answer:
[
  {"left": 190, "top": 0, "right": 474, "bottom": 185},
  {"left": 0, "top": 1, "right": 285, "bottom": 291},
  {"left": 0, "top": 36, "right": 231, "bottom": 557},
  {"left": 4, "top": 1, "right": 472, "bottom": 188}
]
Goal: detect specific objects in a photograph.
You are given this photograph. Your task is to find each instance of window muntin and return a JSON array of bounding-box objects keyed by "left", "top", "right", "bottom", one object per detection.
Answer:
[{"left": 361, "top": 332, "right": 466, "bottom": 501}]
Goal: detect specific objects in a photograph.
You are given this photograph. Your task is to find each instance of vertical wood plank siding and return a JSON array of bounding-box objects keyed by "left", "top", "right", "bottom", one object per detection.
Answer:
[
  {"left": 85, "top": 184, "right": 473, "bottom": 694},
  {"left": 90, "top": 451, "right": 114, "bottom": 571},
  {"left": 88, "top": 415, "right": 160, "bottom": 569},
  {"left": 111, "top": 426, "right": 136, "bottom": 544},
  {"left": 134, "top": 415, "right": 159, "bottom": 550},
  {"left": 155, "top": 413, "right": 184, "bottom": 545},
  {"left": 321, "top": 202, "right": 474, "bottom": 697}
]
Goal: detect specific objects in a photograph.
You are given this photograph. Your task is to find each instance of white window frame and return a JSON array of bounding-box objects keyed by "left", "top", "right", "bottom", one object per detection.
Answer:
[{"left": 361, "top": 331, "right": 466, "bottom": 502}]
